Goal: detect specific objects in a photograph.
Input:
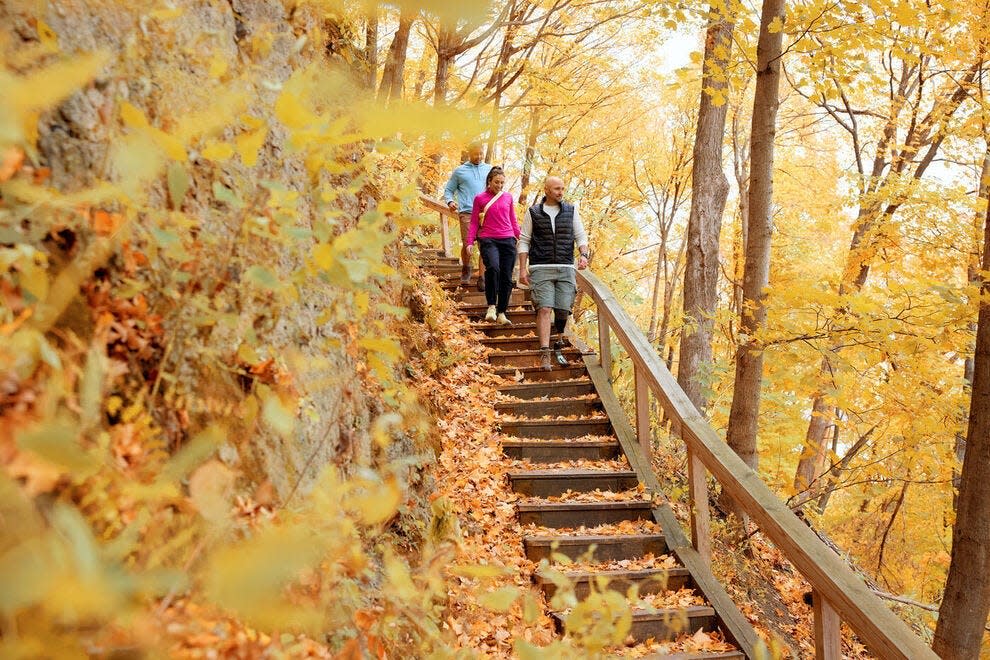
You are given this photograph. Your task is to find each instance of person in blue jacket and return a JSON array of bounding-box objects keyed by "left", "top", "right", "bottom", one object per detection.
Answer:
[{"left": 443, "top": 142, "right": 493, "bottom": 286}]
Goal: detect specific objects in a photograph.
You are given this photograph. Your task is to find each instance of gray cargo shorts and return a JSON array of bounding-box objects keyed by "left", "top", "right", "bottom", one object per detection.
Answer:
[{"left": 529, "top": 266, "right": 576, "bottom": 311}]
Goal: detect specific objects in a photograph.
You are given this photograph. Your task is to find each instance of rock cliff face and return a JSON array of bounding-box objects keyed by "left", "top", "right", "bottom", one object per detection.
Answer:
[{"left": 1, "top": 0, "right": 408, "bottom": 500}]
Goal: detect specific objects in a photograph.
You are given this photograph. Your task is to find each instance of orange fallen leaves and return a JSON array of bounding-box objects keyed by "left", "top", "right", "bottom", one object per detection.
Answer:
[
  {"left": 0, "top": 146, "right": 25, "bottom": 182},
  {"left": 522, "top": 519, "right": 662, "bottom": 537},
  {"left": 92, "top": 209, "right": 124, "bottom": 235}
]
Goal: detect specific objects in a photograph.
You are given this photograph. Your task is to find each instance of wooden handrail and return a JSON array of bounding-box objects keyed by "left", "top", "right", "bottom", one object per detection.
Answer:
[
  {"left": 575, "top": 269, "right": 937, "bottom": 660},
  {"left": 419, "top": 194, "right": 458, "bottom": 258}
]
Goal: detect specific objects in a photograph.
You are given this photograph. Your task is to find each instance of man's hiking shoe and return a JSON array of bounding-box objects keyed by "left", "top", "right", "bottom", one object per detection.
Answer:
[
  {"left": 496, "top": 312, "right": 512, "bottom": 325},
  {"left": 553, "top": 340, "right": 570, "bottom": 366},
  {"left": 460, "top": 265, "right": 471, "bottom": 285},
  {"left": 476, "top": 276, "right": 485, "bottom": 292},
  {"left": 485, "top": 305, "right": 497, "bottom": 322},
  {"left": 539, "top": 348, "right": 553, "bottom": 372}
]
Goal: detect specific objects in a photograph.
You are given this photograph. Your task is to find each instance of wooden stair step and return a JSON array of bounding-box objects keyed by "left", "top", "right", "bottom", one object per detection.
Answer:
[
  {"left": 410, "top": 247, "right": 448, "bottom": 259},
  {"left": 474, "top": 321, "right": 538, "bottom": 337},
  {"left": 496, "top": 398, "right": 602, "bottom": 418},
  {"left": 435, "top": 270, "right": 475, "bottom": 280},
  {"left": 508, "top": 469, "right": 637, "bottom": 496},
  {"left": 498, "top": 380, "right": 596, "bottom": 399},
  {"left": 495, "top": 364, "right": 588, "bottom": 382},
  {"left": 502, "top": 439, "right": 620, "bottom": 462},
  {"left": 551, "top": 606, "right": 717, "bottom": 643},
  {"left": 523, "top": 533, "right": 667, "bottom": 562},
  {"left": 642, "top": 653, "right": 745, "bottom": 660},
  {"left": 487, "top": 348, "right": 583, "bottom": 367},
  {"left": 481, "top": 335, "right": 558, "bottom": 350},
  {"left": 464, "top": 309, "right": 533, "bottom": 323},
  {"left": 459, "top": 302, "right": 533, "bottom": 313},
  {"left": 424, "top": 265, "right": 466, "bottom": 275},
  {"left": 534, "top": 566, "right": 692, "bottom": 600},
  {"left": 516, "top": 499, "right": 654, "bottom": 528},
  {"left": 500, "top": 418, "right": 611, "bottom": 439},
  {"left": 456, "top": 290, "right": 529, "bottom": 305}
]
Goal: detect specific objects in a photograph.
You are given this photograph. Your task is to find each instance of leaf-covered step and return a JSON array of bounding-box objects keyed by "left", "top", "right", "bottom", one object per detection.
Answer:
[
  {"left": 501, "top": 439, "right": 620, "bottom": 462},
  {"left": 487, "top": 348, "right": 583, "bottom": 367},
  {"left": 457, "top": 289, "right": 529, "bottom": 306},
  {"left": 477, "top": 321, "right": 539, "bottom": 338},
  {"left": 523, "top": 533, "right": 668, "bottom": 563},
  {"left": 641, "top": 652, "right": 745, "bottom": 660},
  {"left": 464, "top": 308, "right": 534, "bottom": 324},
  {"left": 424, "top": 263, "right": 466, "bottom": 275},
  {"left": 516, "top": 499, "right": 654, "bottom": 528},
  {"left": 551, "top": 605, "right": 718, "bottom": 643},
  {"left": 508, "top": 469, "right": 638, "bottom": 496},
  {"left": 459, "top": 301, "right": 533, "bottom": 314},
  {"left": 497, "top": 379, "right": 596, "bottom": 400},
  {"left": 481, "top": 335, "right": 555, "bottom": 351},
  {"left": 534, "top": 566, "right": 692, "bottom": 600},
  {"left": 496, "top": 397, "right": 602, "bottom": 418},
  {"left": 494, "top": 364, "right": 588, "bottom": 382},
  {"left": 499, "top": 418, "right": 611, "bottom": 439}
]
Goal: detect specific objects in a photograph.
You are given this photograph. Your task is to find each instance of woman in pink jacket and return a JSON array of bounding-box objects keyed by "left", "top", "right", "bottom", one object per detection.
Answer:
[{"left": 466, "top": 167, "right": 520, "bottom": 324}]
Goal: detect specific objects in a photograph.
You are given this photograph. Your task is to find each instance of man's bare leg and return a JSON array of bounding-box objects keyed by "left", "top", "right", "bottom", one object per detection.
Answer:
[{"left": 537, "top": 307, "right": 553, "bottom": 371}]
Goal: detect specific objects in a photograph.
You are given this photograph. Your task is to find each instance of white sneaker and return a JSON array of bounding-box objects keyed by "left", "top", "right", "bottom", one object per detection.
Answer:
[
  {"left": 496, "top": 312, "right": 512, "bottom": 325},
  {"left": 485, "top": 305, "right": 497, "bottom": 322}
]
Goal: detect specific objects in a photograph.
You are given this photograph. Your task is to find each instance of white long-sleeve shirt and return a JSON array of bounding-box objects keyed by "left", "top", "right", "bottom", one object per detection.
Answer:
[{"left": 517, "top": 201, "right": 588, "bottom": 269}]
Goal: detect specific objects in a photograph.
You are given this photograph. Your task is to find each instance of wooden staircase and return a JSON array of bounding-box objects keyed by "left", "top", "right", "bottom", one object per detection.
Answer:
[
  {"left": 417, "top": 194, "right": 941, "bottom": 660},
  {"left": 419, "top": 251, "right": 753, "bottom": 658}
]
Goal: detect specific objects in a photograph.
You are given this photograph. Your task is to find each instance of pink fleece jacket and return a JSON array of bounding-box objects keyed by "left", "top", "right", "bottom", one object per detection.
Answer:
[{"left": 467, "top": 190, "right": 520, "bottom": 246}]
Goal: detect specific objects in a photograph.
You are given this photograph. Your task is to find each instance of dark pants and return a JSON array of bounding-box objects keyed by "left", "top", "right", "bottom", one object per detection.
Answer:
[{"left": 479, "top": 237, "right": 517, "bottom": 313}]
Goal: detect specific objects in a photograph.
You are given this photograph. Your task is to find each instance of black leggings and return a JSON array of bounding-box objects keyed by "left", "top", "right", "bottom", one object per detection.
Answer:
[{"left": 479, "top": 237, "right": 517, "bottom": 313}]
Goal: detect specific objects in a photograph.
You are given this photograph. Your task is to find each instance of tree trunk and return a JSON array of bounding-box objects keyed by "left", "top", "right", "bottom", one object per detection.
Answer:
[
  {"left": 677, "top": 6, "right": 735, "bottom": 414},
  {"left": 363, "top": 6, "right": 378, "bottom": 89},
  {"left": 648, "top": 240, "right": 667, "bottom": 343},
  {"left": 433, "top": 25, "right": 456, "bottom": 106},
  {"left": 933, "top": 162, "right": 990, "bottom": 656},
  {"left": 731, "top": 103, "right": 750, "bottom": 318},
  {"left": 378, "top": 8, "right": 414, "bottom": 102},
  {"left": 724, "top": 0, "right": 785, "bottom": 474},
  {"left": 955, "top": 148, "right": 990, "bottom": 501}
]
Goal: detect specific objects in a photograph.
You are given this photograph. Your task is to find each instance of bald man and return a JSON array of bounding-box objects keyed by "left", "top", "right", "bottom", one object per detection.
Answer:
[{"left": 517, "top": 177, "right": 589, "bottom": 371}]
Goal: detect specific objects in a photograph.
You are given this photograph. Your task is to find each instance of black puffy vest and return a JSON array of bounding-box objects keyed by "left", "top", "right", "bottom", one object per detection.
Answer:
[{"left": 528, "top": 198, "right": 575, "bottom": 265}]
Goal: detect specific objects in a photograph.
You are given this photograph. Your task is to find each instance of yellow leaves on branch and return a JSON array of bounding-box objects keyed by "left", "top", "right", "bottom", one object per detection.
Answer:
[{"left": 0, "top": 51, "right": 110, "bottom": 146}]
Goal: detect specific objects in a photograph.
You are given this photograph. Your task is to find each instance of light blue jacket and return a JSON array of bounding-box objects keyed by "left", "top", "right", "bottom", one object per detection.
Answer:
[{"left": 443, "top": 161, "right": 493, "bottom": 213}]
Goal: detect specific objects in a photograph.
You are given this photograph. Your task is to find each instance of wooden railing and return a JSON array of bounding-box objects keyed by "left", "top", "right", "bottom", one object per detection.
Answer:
[
  {"left": 419, "top": 194, "right": 456, "bottom": 257},
  {"left": 576, "top": 269, "right": 937, "bottom": 660}
]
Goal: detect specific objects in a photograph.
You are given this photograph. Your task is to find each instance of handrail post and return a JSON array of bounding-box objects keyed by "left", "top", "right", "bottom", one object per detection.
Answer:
[
  {"left": 634, "top": 366, "right": 651, "bottom": 458},
  {"left": 687, "top": 449, "right": 711, "bottom": 569},
  {"left": 440, "top": 212, "right": 452, "bottom": 257},
  {"left": 598, "top": 306, "right": 611, "bottom": 377},
  {"left": 813, "top": 589, "right": 841, "bottom": 659}
]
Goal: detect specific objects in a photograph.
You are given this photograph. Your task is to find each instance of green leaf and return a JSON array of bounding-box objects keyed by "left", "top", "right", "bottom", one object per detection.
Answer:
[
  {"left": 167, "top": 161, "right": 189, "bottom": 208},
  {"left": 479, "top": 585, "right": 521, "bottom": 612},
  {"left": 150, "top": 227, "right": 180, "bottom": 246},
  {"left": 384, "top": 548, "right": 417, "bottom": 603},
  {"left": 160, "top": 425, "right": 223, "bottom": 482},
  {"left": 245, "top": 265, "right": 279, "bottom": 290},
  {"left": 80, "top": 344, "right": 105, "bottom": 427},
  {"left": 17, "top": 420, "right": 99, "bottom": 476},
  {"left": 212, "top": 181, "right": 244, "bottom": 208},
  {"left": 262, "top": 395, "right": 294, "bottom": 436}
]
